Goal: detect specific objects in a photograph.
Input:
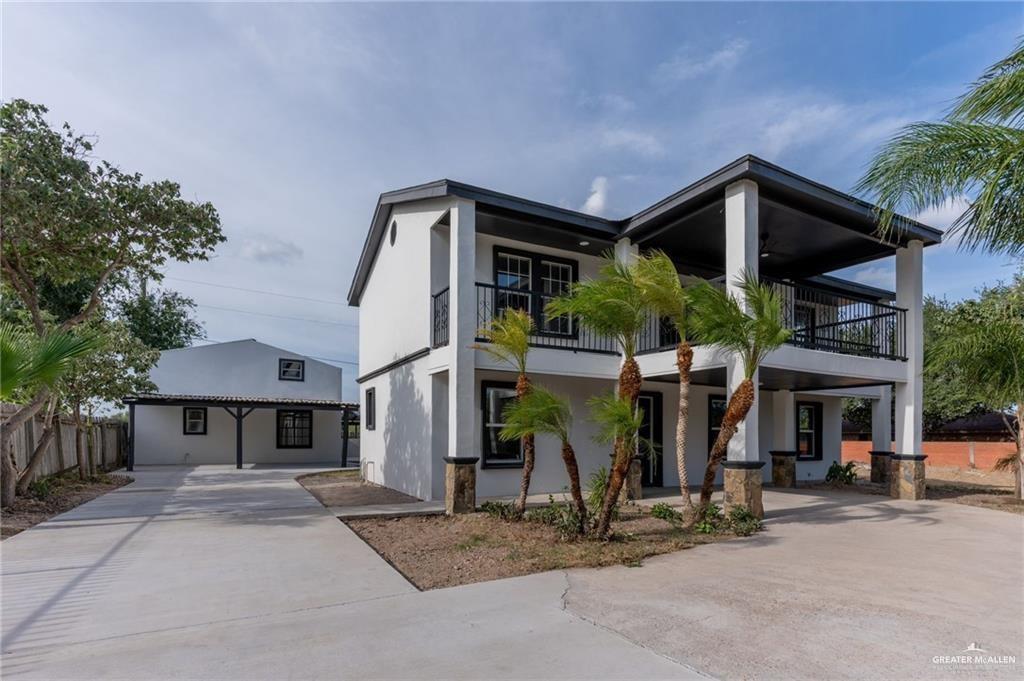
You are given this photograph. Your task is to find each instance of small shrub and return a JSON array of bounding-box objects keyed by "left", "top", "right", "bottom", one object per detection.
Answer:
[
  {"left": 27, "top": 477, "right": 54, "bottom": 500},
  {"left": 525, "top": 496, "right": 584, "bottom": 540},
  {"left": 650, "top": 502, "right": 684, "bottom": 525},
  {"left": 695, "top": 503, "right": 723, "bottom": 534},
  {"left": 586, "top": 467, "right": 619, "bottom": 521},
  {"left": 727, "top": 505, "right": 763, "bottom": 536},
  {"left": 825, "top": 461, "right": 858, "bottom": 486},
  {"left": 480, "top": 500, "right": 517, "bottom": 521}
]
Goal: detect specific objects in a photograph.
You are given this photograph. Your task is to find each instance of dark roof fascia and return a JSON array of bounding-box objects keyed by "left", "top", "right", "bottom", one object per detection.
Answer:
[{"left": 619, "top": 155, "right": 944, "bottom": 247}]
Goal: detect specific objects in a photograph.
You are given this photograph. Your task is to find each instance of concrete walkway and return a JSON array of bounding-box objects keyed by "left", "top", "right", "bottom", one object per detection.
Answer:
[{"left": 1, "top": 466, "right": 699, "bottom": 680}]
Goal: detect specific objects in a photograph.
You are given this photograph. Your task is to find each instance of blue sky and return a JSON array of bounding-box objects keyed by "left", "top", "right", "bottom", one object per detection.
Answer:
[{"left": 3, "top": 2, "right": 1022, "bottom": 400}]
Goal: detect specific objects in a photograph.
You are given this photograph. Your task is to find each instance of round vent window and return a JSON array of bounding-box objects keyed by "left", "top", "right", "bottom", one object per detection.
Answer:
[{"left": 389, "top": 220, "right": 397, "bottom": 246}]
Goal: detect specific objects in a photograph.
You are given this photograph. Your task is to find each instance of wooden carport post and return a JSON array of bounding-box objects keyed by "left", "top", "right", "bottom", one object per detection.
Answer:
[
  {"left": 341, "top": 407, "right": 350, "bottom": 468},
  {"left": 127, "top": 403, "right": 135, "bottom": 472},
  {"left": 225, "top": 406, "right": 255, "bottom": 469}
]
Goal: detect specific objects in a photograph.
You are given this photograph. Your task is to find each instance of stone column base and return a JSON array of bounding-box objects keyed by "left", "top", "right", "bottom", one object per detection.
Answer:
[
  {"left": 869, "top": 451, "right": 891, "bottom": 484},
  {"left": 444, "top": 457, "right": 479, "bottom": 514},
  {"left": 769, "top": 451, "right": 797, "bottom": 488},
  {"left": 722, "top": 461, "right": 765, "bottom": 519},
  {"left": 619, "top": 458, "right": 643, "bottom": 502},
  {"left": 889, "top": 454, "right": 926, "bottom": 500}
]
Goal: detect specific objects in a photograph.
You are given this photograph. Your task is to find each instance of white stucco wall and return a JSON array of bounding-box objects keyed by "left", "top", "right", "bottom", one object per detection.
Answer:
[
  {"left": 149, "top": 340, "right": 343, "bottom": 400},
  {"left": 134, "top": 405, "right": 345, "bottom": 465}
]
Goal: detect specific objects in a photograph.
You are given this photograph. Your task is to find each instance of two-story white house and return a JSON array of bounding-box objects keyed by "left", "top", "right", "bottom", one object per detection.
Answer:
[
  {"left": 348, "top": 156, "right": 939, "bottom": 515},
  {"left": 124, "top": 339, "right": 358, "bottom": 469}
]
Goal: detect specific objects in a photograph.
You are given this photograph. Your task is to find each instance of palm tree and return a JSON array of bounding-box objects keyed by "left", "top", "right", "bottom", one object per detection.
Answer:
[
  {"left": 926, "top": 313, "right": 1023, "bottom": 500},
  {"left": 475, "top": 308, "right": 536, "bottom": 517},
  {"left": 634, "top": 250, "right": 695, "bottom": 515},
  {"left": 547, "top": 257, "right": 649, "bottom": 538},
  {"left": 856, "top": 39, "right": 1024, "bottom": 257},
  {"left": 500, "top": 387, "right": 587, "bottom": 534},
  {"left": 1, "top": 323, "right": 98, "bottom": 507},
  {"left": 689, "top": 271, "right": 791, "bottom": 508}
]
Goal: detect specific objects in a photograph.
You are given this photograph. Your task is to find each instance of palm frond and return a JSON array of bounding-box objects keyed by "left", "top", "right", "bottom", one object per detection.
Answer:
[
  {"left": 952, "top": 38, "right": 1024, "bottom": 126},
  {"left": 634, "top": 249, "right": 688, "bottom": 331},
  {"left": 925, "top": 314, "right": 1024, "bottom": 410},
  {"left": 588, "top": 392, "right": 643, "bottom": 446},
  {"left": 0, "top": 324, "right": 99, "bottom": 400},
  {"left": 474, "top": 308, "right": 533, "bottom": 374},
  {"left": 500, "top": 386, "right": 571, "bottom": 443}
]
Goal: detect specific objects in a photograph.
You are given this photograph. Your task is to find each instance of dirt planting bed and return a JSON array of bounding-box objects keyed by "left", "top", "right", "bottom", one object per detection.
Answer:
[
  {"left": 2, "top": 471, "right": 132, "bottom": 539},
  {"left": 296, "top": 469, "right": 421, "bottom": 507},
  {"left": 347, "top": 505, "right": 749, "bottom": 590}
]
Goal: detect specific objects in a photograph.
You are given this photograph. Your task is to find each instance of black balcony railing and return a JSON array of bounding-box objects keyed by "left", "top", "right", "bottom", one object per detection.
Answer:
[
  {"left": 431, "top": 287, "right": 449, "bottom": 348},
  {"left": 433, "top": 279, "right": 907, "bottom": 361}
]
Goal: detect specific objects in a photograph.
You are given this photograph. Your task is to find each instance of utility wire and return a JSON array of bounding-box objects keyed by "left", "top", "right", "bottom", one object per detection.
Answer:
[
  {"left": 196, "top": 337, "right": 359, "bottom": 366},
  {"left": 195, "top": 303, "right": 358, "bottom": 328},
  {"left": 166, "top": 276, "right": 349, "bottom": 306}
]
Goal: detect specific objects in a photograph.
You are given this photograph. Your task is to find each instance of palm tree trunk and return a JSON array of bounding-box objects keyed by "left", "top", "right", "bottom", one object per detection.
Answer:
[
  {"left": 1, "top": 441, "right": 18, "bottom": 508},
  {"left": 15, "top": 400, "right": 58, "bottom": 496},
  {"left": 699, "top": 378, "right": 755, "bottom": 508},
  {"left": 596, "top": 356, "right": 643, "bottom": 538},
  {"left": 514, "top": 373, "right": 535, "bottom": 517},
  {"left": 560, "top": 440, "right": 587, "bottom": 534},
  {"left": 675, "top": 341, "right": 694, "bottom": 514}
]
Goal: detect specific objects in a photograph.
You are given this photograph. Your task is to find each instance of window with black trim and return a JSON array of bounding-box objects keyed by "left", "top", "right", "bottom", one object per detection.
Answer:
[
  {"left": 277, "top": 410, "right": 312, "bottom": 448},
  {"left": 279, "top": 358, "right": 305, "bottom": 381},
  {"left": 493, "top": 246, "right": 578, "bottom": 336},
  {"left": 796, "top": 401, "right": 823, "bottom": 460},
  {"left": 482, "top": 381, "right": 522, "bottom": 467},
  {"left": 365, "top": 388, "right": 376, "bottom": 431},
  {"left": 707, "top": 394, "right": 726, "bottom": 458},
  {"left": 183, "top": 407, "right": 207, "bottom": 435}
]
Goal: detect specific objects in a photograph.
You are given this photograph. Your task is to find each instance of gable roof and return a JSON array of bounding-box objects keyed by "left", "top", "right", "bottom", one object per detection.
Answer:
[{"left": 347, "top": 155, "right": 943, "bottom": 305}]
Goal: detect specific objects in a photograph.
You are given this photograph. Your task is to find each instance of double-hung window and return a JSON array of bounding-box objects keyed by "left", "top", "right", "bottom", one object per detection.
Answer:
[
  {"left": 796, "top": 402, "right": 823, "bottom": 460},
  {"left": 183, "top": 408, "right": 207, "bottom": 435},
  {"left": 496, "top": 251, "right": 533, "bottom": 316},
  {"left": 493, "top": 247, "right": 578, "bottom": 337},
  {"left": 481, "top": 381, "right": 522, "bottom": 467}
]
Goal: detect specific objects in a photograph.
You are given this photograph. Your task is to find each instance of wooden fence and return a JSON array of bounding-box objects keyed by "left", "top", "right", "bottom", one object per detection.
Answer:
[{"left": 2, "top": 403, "right": 127, "bottom": 479}]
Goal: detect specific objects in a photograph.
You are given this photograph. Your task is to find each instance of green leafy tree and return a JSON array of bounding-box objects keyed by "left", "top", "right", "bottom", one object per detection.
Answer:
[
  {"left": 474, "top": 308, "right": 535, "bottom": 517},
  {"left": 548, "top": 257, "right": 650, "bottom": 539},
  {"left": 501, "top": 387, "right": 587, "bottom": 534},
  {"left": 57, "top": 318, "right": 159, "bottom": 480},
  {"left": 0, "top": 323, "right": 99, "bottom": 506},
  {"left": 857, "top": 39, "right": 1024, "bottom": 256},
  {"left": 634, "top": 250, "right": 696, "bottom": 515},
  {"left": 926, "top": 275, "right": 1023, "bottom": 499},
  {"left": 1, "top": 99, "right": 222, "bottom": 491},
  {"left": 689, "top": 271, "right": 791, "bottom": 509},
  {"left": 118, "top": 286, "right": 205, "bottom": 350}
]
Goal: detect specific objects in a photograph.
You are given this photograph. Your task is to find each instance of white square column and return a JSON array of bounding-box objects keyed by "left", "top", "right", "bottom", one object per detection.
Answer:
[
  {"left": 772, "top": 390, "right": 796, "bottom": 450},
  {"left": 724, "top": 179, "right": 760, "bottom": 464},
  {"left": 894, "top": 240, "right": 923, "bottom": 456},
  {"left": 871, "top": 385, "right": 893, "bottom": 452},
  {"left": 447, "top": 199, "right": 477, "bottom": 461}
]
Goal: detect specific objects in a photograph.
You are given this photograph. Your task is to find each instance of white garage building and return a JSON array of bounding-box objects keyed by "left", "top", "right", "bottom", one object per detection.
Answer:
[{"left": 125, "top": 340, "right": 358, "bottom": 469}]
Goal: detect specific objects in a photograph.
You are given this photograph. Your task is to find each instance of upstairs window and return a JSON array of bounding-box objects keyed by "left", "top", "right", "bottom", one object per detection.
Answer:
[
  {"left": 279, "top": 358, "right": 305, "bottom": 381},
  {"left": 493, "top": 247, "right": 578, "bottom": 336},
  {"left": 183, "top": 407, "right": 207, "bottom": 435}
]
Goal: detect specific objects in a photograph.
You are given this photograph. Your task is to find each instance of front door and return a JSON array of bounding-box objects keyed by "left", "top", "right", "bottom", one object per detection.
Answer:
[{"left": 637, "top": 392, "right": 663, "bottom": 488}]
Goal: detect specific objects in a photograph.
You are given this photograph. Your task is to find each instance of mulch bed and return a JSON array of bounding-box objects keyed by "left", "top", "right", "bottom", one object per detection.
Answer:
[
  {"left": 347, "top": 506, "right": 742, "bottom": 590},
  {"left": 296, "top": 469, "right": 421, "bottom": 507},
  {"left": 1, "top": 471, "right": 132, "bottom": 539}
]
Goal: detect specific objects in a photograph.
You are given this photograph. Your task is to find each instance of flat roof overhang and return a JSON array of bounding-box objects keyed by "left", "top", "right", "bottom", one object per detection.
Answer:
[{"left": 645, "top": 366, "right": 894, "bottom": 392}]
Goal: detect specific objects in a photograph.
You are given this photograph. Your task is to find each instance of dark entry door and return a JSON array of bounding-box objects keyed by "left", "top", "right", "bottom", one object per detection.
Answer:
[{"left": 637, "top": 392, "right": 663, "bottom": 488}]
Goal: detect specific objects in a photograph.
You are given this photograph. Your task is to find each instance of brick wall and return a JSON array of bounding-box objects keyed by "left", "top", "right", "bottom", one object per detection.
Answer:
[{"left": 842, "top": 440, "right": 1016, "bottom": 470}]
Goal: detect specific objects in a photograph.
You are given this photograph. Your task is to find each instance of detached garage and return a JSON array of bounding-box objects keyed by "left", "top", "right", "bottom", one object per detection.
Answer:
[{"left": 124, "top": 340, "right": 358, "bottom": 468}]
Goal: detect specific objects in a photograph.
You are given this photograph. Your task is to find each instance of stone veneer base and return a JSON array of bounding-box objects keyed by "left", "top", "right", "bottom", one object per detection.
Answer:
[
  {"left": 722, "top": 463, "right": 765, "bottom": 519},
  {"left": 869, "top": 451, "right": 891, "bottom": 484},
  {"left": 444, "top": 457, "right": 478, "bottom": 515},
  {"left": 769, "top": 451, "right": 797, "bottom": 488},
  {"left": 889, "top": 454, "right": 926, "bottom": 500}
]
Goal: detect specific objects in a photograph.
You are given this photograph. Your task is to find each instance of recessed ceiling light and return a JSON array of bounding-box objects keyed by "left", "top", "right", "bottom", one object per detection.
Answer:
[{"left": 579, "top": 240, "right": 590, "bottom": 246}]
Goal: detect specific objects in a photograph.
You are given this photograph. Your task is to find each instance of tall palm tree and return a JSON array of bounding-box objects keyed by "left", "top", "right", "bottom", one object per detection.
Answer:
[
  {"left": 1, "top": 323, "right": 98, "bottom": 507},
  {"left": 547, "top": 257, "right": 649, "bottom": 538},
  {"left": 634, "top": 250, "right": 695, "bottom": 515},
  {"left": 475, "top": 308, "right": 535, "bottom": 517},
  {"left": 926, "top": 311, "right": 1023, "bottom": 500},
  {"left": 689, "top": 271, "right": 791, "bottom": 508},
  {"left": 500, "top": 387, "right": 587, "bottom": 534},
  {"left": 857, "top": 39, "right": 1024, "bottom": 257}
]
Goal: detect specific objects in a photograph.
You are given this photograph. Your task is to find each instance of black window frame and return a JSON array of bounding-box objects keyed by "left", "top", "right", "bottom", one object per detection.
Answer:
[
  {"left": 182, "top": 407, "right": 207, "bottom": 435},
  {"left": 276, "top": 409, "right": 313, "bottom": 449},
  {"left": 481, "top": 380, "right": 524, "bottom": 469},
  {"left": 364, "top": 388, "right": 376, "bottom": 431},
  {"left": 707, "top": 394, "right": 727, "bottom": 459},
  {"left": 492, "top": 245, "right": 579, "bottom": 339},
  {"left": 278, "top": 358, "right": 305, "bottom": 382},
  {"left": 795, "top": 401, "right": 824, "bottom": 461}
]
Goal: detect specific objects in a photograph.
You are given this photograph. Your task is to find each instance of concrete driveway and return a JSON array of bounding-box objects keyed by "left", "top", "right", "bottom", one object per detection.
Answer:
[{"left": 0, "top": 466, "right": 695, "bottom": 680}]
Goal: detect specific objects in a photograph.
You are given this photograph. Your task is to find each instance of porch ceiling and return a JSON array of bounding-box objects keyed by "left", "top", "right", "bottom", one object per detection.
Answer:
[{"left": 647, "top": 366, "right": 892, "bottom": 392}]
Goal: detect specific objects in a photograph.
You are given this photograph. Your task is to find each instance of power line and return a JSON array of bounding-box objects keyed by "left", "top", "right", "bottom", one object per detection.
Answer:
[
  {"left": 195, "top": 303, "right": 358, "bottom": 328},
  {"left": 166, "top": 276, "right": 349, "bottom": 306},
  {"left": 196, "top": 337, "right": 359, "bottom": 366}
]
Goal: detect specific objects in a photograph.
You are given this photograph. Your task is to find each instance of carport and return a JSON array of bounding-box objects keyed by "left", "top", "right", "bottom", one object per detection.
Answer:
[{"left": 123, "top": 393, "right": 359, "bottom": 470}]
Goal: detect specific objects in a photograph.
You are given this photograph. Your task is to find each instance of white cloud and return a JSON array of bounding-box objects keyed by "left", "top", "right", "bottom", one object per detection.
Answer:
[
  {"left": 581, "top": 176, "right": 609, "bottom": 215},
  {"left": 654, "top": 38, "right": 749, "bottom": 83},
  {"left": 760, "top": 104, "right": 845, "bottom": 159},
  {"left": 579, "top": 92, "right": 636, "bottom": 114},
  {"left": 847, "top": 264, "right": 894, "bottom": 289},
  {"left": 236, "top": 235, "right": 304, "bottom": 265},
  {"left": 600, "top": 128, "right": 663, "bottom": 157},
  {"left": 915, "top": 196, "right": 970, "bottom": 230}
]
